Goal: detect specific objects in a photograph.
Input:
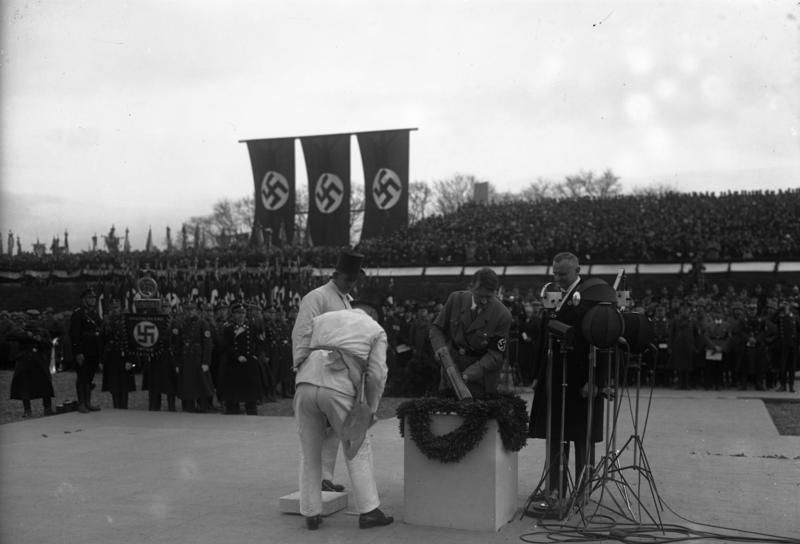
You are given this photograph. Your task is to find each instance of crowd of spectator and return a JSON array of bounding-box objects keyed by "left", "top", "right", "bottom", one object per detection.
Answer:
[
  {"left": 357, "top": 189, "right": 800, "bottom": 265},
  {"left": 2, "top": 190, "right": 800, "bottom": 277}
]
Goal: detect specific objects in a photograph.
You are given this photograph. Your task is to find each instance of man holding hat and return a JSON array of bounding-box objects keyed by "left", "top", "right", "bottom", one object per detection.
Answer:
[
  {"left": 293, "top": 295, "right": 393, "bottom": 530},
  {"left": 429, "top": 267, "right": 512, "bottom": 397},
  {"left": 292, "top": 249, "right": 365, "bottom": 493},
  {"left": 69, "top": 288, "right": 103, "bottom": 413}
]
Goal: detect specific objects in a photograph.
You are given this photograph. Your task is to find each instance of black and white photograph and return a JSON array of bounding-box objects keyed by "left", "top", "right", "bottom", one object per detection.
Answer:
[{"left": 1, "top": 1, "right": 798, "bottom": 542}]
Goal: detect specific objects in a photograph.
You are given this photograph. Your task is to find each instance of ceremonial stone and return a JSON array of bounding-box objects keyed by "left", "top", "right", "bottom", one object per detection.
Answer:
[
  {"left": 404, "top": 415, "right": 518, "bottom": 531},
  {"left": 278, "top": 491, "right": 348, "bottom": 516}
]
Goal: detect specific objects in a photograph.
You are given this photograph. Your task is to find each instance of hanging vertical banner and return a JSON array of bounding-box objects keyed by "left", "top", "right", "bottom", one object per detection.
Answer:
[
  {"left": 358, "top": 130, "right": 410, "bottom": 239},
  {"left": 245, "top": 138, "right": 296, "bottom": 246},
  {"left": 301, "top": 134, "right": 351, "bottom": 246}
]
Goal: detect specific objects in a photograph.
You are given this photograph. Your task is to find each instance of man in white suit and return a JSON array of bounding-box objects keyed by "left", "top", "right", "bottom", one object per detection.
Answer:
[
  {"left": 294, "top": 299, "right": 394, "bottom": 530},
  {"left": 291, "top": 250, "right": 364, "bottom": 493}
]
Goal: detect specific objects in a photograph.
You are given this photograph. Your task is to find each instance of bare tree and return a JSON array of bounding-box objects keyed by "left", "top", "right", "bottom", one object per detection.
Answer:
[
  {"left": 432, "top": 174, "right": 478, "bottom": 215},
  {"left": 350, "top": 182, "right": 364, "bottom": 246},
  {"left": 409, "top": 181, "right": 433, "bottom": 224},
  {"left": 186, "top": 195, "right": 255, "bottom": 248},
  {"left": 520, "top": 178, "right": 556, "bottom": 201},
  {"left": 553, "top": 169, "right": 622, "bottom": 199}
]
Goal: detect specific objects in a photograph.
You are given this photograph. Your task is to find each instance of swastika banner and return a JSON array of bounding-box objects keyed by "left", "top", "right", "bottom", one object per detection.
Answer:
[
  {"left": 300, "top": 134, "right": 351, "bottom": 246},
  {"left": 357, "top": 130, "right": 410, "bottom": 239},
  {"left": 123, "top": 314, "right": 170, "bottom": 357},
  {"left": 245, "top": 138, "right": 296, "bottom": 246}
]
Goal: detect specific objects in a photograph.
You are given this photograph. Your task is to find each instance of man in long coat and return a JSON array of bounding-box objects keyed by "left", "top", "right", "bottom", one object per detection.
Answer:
[
  {"left": 176, "top": 300, "right": 214, "bottom": 412},
  {"left": 528, "top": 252, "right": 605, "bottom": 499},
  {"left": 218, "top": 302, "right": 263, "bottom": 414}
]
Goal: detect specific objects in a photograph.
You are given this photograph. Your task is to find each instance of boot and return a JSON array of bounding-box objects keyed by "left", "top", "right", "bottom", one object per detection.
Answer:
[
  {"left": 77, "top": 383, "right": 89, "bottom": 414},
  {"left": 22, "top": 399, "right": 33, "bottom": 418},
  {"left": 43, "top": 397, "right": 54, "bottom": 416},
  {"left": 85, "top": 385, "right": 101, "bottom": 411}
]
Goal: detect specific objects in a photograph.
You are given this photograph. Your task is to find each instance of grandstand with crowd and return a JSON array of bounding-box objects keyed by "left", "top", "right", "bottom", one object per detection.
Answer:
[{"left": 1, "top": 188, "right": 799, "bottom": 418}]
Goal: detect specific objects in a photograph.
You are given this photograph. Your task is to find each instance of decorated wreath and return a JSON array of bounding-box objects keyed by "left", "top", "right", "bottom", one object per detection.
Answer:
[{"left": 396, "top": 392, "right": 529, "bottom": 463}]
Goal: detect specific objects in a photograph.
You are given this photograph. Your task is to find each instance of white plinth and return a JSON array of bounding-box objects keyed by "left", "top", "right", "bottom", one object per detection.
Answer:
[
  {"left": 279, "top": 491, "right": 348, "bottom": 516},
  {"left": 404, "top": 415, "right": 518, "bottom": 531}
]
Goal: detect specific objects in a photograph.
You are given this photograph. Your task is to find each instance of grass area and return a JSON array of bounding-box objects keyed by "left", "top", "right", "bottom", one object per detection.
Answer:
[
  {"left": 762, "top": 398, "right": 800, "bottom": 436},
  {"left": 0, "top": 370, "right": 410, "bottom": 425}
]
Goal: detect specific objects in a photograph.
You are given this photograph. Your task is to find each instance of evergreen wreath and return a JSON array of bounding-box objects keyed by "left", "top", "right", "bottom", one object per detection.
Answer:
[{"left": 396, "top": 392, "right": 529, "bottom": 463}]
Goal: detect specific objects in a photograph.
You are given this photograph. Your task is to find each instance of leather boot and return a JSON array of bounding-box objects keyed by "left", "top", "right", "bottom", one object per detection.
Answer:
[
  {"left": 85, "top": 385, "right": 101, "bottom": 411},
  {"left": 77, "top": 383, "right": 89, "bottom": 413}
]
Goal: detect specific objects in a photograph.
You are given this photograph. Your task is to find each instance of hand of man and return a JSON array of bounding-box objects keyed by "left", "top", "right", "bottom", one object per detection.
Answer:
[
  {"left": 435, "top": 346, "right": 449, "bottom": 361},
  {"left": 202, "top": 364, "right": 209, "bottom": 372},
  {"left": 238, "top": 355, "right": 247, "bottom": 363},
  {"left": 124, "top": 362, "right": 133, "bottom": 371},
  {"left": 75, "top": 354, "right": 85, "bottom": 366}
]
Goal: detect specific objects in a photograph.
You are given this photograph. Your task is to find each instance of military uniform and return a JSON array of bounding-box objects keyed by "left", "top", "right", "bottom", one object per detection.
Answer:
[
  {"left": 218, "top": 318, "right": 262, "bottom": 414},
  {"left": 69, "top": 295, "right": 103, "bottom": 412},
  {"left": 9, "top": 316, "right": 54, "bottom": 416},
  {"left": 101, "top": 311, "right": 136, "bottom": 408},
  {"left": 429, "top": 290, "right": 512, "bottom": 396},
  {"left": 176, "top": 314, "right": 215, "bottom": 412},
  {"left": 772, "top": 307, "right": 799, "bottom": 392}
]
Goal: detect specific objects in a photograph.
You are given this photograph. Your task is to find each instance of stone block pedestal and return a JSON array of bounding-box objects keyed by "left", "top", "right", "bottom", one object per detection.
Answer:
[{"left": 404, "top": 414, "right": 518, "bottom": 531}]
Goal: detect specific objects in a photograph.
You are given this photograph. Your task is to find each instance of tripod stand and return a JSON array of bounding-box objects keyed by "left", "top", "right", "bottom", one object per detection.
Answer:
[
  {"left": 579, "top": 346, "right": 665, "bottom": 528},
  {"left": 523, "top": 327, "right": 575, "bottom": 520}
]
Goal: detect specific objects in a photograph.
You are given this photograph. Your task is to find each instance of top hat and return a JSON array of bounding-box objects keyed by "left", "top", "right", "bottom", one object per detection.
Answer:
[{"left": 335, "top": 250, "right": 365, "bottom": 277}]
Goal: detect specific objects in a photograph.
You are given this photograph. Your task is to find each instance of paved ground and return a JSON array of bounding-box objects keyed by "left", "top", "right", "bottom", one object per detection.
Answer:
[{"left": 2, "top": 388, "right": 799, "bottom": 544}]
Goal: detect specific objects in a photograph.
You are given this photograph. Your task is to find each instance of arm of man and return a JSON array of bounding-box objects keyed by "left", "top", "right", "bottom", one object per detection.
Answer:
[
  {"left": 364, "top": 330, "right": 389, "bottom": 413},
  {"left": 463, "top": 305, "right": 512, "bottom": 382},
  {"left": 291, "top": 291, "right": 325, "bottom": 369}
]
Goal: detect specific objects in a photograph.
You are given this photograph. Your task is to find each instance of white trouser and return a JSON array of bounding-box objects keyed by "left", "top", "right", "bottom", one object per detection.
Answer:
[
  {"left": 321, "top": 427, "right": 338, "bottom": 481},
  {"left": 294, "top": 383, "right": 380, "bottom": 516}
]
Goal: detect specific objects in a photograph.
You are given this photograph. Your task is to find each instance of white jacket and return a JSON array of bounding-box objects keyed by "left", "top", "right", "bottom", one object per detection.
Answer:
[{"left": 295, "top": 308, "right": 388, "bottom": 412}]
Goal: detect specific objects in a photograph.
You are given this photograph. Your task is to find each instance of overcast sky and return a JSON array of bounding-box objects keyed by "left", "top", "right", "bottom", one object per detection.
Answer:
[{"left": 1, "top": 0, "right": 798, "bottom": 251}]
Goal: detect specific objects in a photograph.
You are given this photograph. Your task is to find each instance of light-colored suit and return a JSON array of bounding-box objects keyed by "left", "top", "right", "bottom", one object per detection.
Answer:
[
  {"left": 291, "top": 279, "right": 352, "bottom": 482},
  {"left": 294, "top": 309, "right": 389, "bottom": 516}
]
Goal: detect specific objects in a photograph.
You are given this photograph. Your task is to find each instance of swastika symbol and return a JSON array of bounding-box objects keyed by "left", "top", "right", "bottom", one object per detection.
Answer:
[
  {"left": 133, "top": 321, "right": 159, "bottom": 348},
  {"left": 372, "top": 168, "right": 402, "bottom": 210},
  {"left": 260, "top": 171, "right": 290, "bottom": 211},
  {"left": 314, "top": 173, "right": 344, "bottom": 214}
]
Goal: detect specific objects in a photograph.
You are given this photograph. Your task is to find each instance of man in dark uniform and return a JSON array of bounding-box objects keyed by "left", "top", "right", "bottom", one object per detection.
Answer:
[
  {"left": 429, "top": 267, "right": 512, "bottom": 397},
  {"left": 176, "top": 300, "right": 215, "bottom": 412},
  {"left": 529, "top": 252, "right": 604, "bottom": 499},
  {"left": 69, "top": 288, "right": 103, "bottom": 413},
  {"left": 101, "top": 299, "right": 136, "bottom": 408},
  {"left": 218, "top": 302, "right": 262, "bottom": 414}
]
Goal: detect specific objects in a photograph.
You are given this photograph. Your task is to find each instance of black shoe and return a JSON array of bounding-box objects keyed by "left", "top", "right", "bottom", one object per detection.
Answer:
[
  {"left": 305, "top": 515, "right": 322, "bottom": 530},
  {"left": 321, "top": 480, "right": 344, "bottom": 492},
  {"left": 359, "top": 508, "right": 394, "bottom": 529}
]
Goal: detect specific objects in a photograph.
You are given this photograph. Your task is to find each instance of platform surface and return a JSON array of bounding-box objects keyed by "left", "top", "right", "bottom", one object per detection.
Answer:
[{"left": 2, "top": 388, "right": 799, "bottom": 543}]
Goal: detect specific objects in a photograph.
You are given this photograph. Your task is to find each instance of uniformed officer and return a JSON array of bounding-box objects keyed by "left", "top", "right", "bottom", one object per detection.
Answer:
[
  {"left": 9, "top": 309, "right": 55, "bottom": 417},
  {"left": 101, "top": 299, "right": 136, "bottom": 408},
  {"left": 218, "top": 302, "right": 262, "bottom": 414},
  {"left": 69, "top": 288, "right": 103, "bottom": 413},
  {"left": 176, "top": 300, "right": 215, "bottom": 412},
  {"left": 429, "top": 267, "right": 512, "bottom": 397}
]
